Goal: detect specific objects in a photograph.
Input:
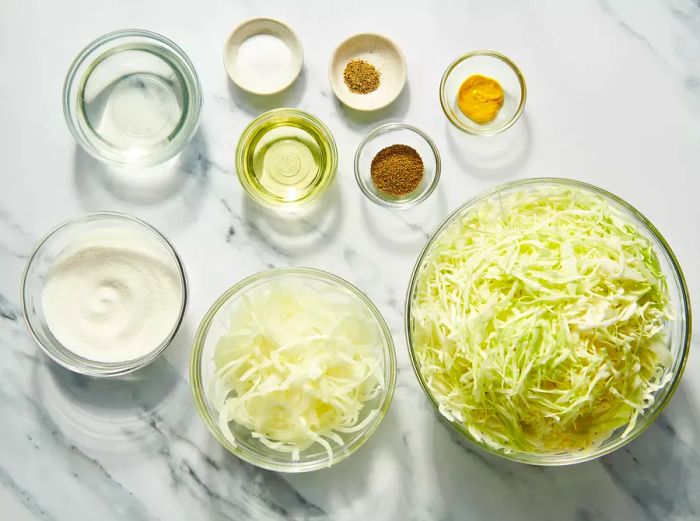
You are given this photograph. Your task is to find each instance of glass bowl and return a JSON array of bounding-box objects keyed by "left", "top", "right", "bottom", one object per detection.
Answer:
[
  {"left": 21, "top": 212, "right": 188, "bottom": 377},
  {"left": 440, "top": 50, "right": 526, "bottom": 136},
  {"left": 236, "top": 109, "right": 338, "bottom": 209},
  {"left": 354, "top": 123, "right": 441, "bottom": 209},
  {"left": 405, "top": 178, "right": 691, "bottom": 465},
  {"left": 190, "top": 268, "right": 397, "bottom": 472},
  {"left": 63, "top": 29, "right": 202, "bottom": 167}
]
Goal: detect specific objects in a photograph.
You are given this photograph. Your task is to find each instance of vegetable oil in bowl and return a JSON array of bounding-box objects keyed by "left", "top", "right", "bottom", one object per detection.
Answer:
[
  {"left": 252, "top": 128, "right": 322, "bottom": 201},
  {"left": 237, "top": 109, "right": 338, "bottom": 208}
]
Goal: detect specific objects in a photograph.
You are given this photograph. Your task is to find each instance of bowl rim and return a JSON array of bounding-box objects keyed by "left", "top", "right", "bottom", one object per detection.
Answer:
[
  {"left": 235, "top": 107, "right": 338, "bottom": 209},
  {"left": 404, "top": 177, "right": 692, "bottom": 465},
  {"left": 439, "top": 49, "right": 527, "bottom": 136},
  {"left": 328, "top": 32, "right": 407, "bottom": 112},
  {"left": 62, "top": 28, "right": 203, "bottom": 167},
  {"left": 353, "top": 122, "right": 441, "bottom": 209},
  {"left": 223, "top": 17, "right": 304, "bottom": 96},
  {"left": 190, "top": 267, "right": 398, "bottom": 472},
  {"left": 20, "top": 211, "right": 189, "bottom": 377}
]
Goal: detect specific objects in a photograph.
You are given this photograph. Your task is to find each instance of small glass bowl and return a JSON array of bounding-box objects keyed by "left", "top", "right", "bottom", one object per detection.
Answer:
[
  {"left": 354, "top": 123, "right": 441, "bottom": 209},
  {"left": 63, "top": 29, "right": 202, "bottom": 167},
  {"left": 21, "top": 212, "right": 188, "bottom": 377},
  {"left": 190, "top": 268, "right": 397, "bottom": 472},
  {"left": 440, "top": 50, "right": 526, "bottom": 136},
  {"left": 236, "top": 108, "right": 338, "bottom": 210},
  {"left": 406, "top": 178, "right": 691, "bottom": 465}
]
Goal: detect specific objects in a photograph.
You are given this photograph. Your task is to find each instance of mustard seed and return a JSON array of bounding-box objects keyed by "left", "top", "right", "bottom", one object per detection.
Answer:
[
  {"left": 370, "top": 144, "right": 424, "bottom": 197},
  {"left": 343, "top": 59, "right": 380, "bottom": 94}
]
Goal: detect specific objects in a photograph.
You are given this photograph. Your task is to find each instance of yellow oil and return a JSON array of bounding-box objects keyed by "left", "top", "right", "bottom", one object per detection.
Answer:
[
  {"left": 252, "top": 134, "right": 321, "bottom": 202},
  {"left": 237, "top": 110, "right": 337, "bottom": 208}
]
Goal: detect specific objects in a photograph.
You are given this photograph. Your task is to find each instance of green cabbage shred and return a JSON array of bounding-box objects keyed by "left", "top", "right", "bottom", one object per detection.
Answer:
[{"left": 411, "top": 186, "right": 673, "bottom": 454}]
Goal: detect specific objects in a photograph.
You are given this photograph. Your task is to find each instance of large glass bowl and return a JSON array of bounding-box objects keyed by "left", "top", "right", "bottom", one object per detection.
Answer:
[
  {"left": 63, "top": 29, "right": 202, "bottom": 167},
  {"left": 405, "top": 178, "right": 691, "bottom": 465},
  {"left": 191, "top": 268, "right": 396, "bottom": 472}
]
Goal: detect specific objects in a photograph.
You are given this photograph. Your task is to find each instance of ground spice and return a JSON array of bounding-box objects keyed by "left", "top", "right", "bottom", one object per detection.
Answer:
[
  {"left": 343, "top": 59, "right": 380, "bottom": 94},
  {"left": 370, "top": 144, "right": 424, "bottom": 197}
]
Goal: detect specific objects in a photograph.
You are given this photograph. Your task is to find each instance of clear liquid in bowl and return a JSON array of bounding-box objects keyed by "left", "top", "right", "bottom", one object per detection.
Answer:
[{"left": 79, "top": 45, "right": 188, "bottom": 161}]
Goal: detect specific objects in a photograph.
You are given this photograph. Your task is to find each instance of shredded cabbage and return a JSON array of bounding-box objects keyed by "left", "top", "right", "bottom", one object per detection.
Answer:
[
  {"left": 211, "top": 279, "right": 384, "bottom": 465},
  {"left": 411, "top": 186, "right": 673, "bottom": 454}
]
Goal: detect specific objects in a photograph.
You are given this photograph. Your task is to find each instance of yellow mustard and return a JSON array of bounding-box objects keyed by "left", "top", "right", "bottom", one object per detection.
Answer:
[{"left": 457, "top": 74, "right": 505, "bottom": 124}]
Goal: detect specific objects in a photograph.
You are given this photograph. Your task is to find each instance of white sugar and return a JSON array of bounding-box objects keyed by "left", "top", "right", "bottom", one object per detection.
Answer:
[{"left": 235, "top": 34, "right": 294, "bottom": 92}]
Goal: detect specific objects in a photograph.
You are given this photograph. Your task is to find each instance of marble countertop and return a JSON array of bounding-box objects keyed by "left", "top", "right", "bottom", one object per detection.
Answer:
[{"left": 1, "top": 0, "right": 699, "bottom": 519}]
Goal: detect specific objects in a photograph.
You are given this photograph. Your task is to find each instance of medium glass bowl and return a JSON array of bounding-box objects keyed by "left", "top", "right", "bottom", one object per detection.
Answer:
[
  {"left": 440, "top": 50, "right": 526, "bottom": 135},
  {"left": 354, "top": 123, "right": 441, "bottom": 209},
  {"left": 190, "top": 268, "right": 397, "bottom": 472},
  {"left": 405, "top": 178, "right": 691, "bottom": 465},
  {"left": 63, "top": 29, "right": 202, "bottom": 167},
  {"left": 236, "top": 108, "right": 338, "bottom": 209},
  {"left": 21, "top": 212, "right": 188, "bottom": 377}
]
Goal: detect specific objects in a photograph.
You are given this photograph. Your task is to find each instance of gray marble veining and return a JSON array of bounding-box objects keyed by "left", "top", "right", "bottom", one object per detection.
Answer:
[{"left": 1, "top": 0, "right": 699, "bottom": 520}]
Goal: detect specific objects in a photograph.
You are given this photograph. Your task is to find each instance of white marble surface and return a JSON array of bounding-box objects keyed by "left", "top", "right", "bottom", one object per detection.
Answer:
[{"left": 1, "top": 0, "right": 699, "bottom": 519}]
